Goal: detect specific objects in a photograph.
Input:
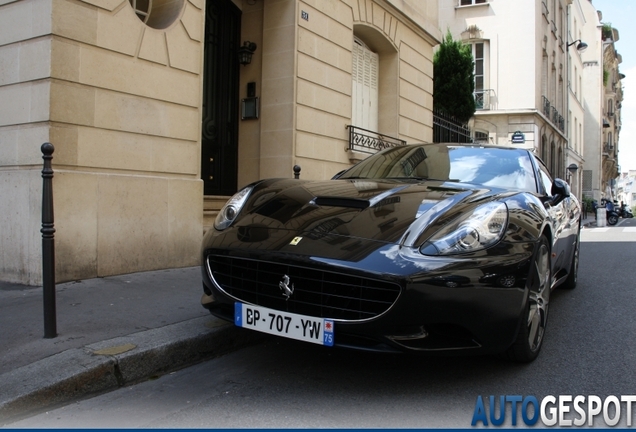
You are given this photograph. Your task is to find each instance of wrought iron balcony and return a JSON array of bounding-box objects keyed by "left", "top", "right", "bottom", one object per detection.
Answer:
[
  {"left": 474, "top": 89, "right": 495, "bottom": 110},
  {"left": 542, "top": 96, "right": 565, "bottom": 133},
  {"left": 346, "top": 125, "right": 406, "bottom": 155},
  {"left": 542, "top": 96, "right": 551, "bottom": 117}
]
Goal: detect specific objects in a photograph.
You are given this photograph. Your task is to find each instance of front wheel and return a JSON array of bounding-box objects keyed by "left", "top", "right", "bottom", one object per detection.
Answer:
[
  {"left": 505, "top": 236, "right": 551, "bottom": 363},
  {"left": 608, "top": 214, "right": 618, "bottom": 225}
]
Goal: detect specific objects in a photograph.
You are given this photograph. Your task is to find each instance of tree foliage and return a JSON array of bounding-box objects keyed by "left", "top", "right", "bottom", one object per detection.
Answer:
[{"left": 433, "top": 31, "right": 476, "bottom": 123}]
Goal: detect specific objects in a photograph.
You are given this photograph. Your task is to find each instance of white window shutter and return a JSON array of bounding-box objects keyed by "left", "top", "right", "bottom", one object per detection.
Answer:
[
  {"left": 368, "top": 49, "right": 378, "bottom": 131},
  {"left": 352, "top": 41, "right": 378, "bottom": 131}
]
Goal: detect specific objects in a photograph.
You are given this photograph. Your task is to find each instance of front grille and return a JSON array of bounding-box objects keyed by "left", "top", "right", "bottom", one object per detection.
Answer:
[{"left": 207, "top": 254, "right": 401, "bottom": 321}]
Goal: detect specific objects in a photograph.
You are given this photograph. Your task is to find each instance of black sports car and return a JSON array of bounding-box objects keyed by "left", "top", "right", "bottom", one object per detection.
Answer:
[{"left": 201, "top": 143, "right": 581, "bottom": 362}]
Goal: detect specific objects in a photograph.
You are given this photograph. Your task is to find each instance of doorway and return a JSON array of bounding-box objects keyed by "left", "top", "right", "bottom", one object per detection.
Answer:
[{"left": 201, "top": 0, "right": 241, "bottom": 196}]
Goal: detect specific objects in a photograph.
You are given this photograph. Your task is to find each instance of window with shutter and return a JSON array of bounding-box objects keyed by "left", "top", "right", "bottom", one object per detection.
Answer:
[{"left": 352, "top": 39, "right": 379, "bottom": 132}]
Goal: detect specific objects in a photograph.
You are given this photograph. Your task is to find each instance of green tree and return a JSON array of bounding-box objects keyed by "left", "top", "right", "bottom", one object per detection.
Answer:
[{"left": 433, "top": 31, "right": 476, "bottom": 123}]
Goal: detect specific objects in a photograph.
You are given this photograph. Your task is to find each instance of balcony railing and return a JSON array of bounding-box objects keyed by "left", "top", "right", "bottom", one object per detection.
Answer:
[
  {"left": 542, "top": 96, "right": 565, "bottom": 133},
  {"left": 346, "top": 125, "right": 406, "bottom": 155},
  {"left": 474, "top": 89, "right": 495, "bottom": 110},
  {"left": 542, "top": 96, "right": 551, "bottom": 117}
]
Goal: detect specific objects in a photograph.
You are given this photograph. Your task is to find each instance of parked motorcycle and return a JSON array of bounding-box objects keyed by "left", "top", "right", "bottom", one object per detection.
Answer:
[
  {"left": 621, "top": 206, "right": 634, "bottom": 218},
  {"left": 596, "top": 199, "right": 619, "bottom": 226},
  {"left": 606, "top": 200, "right": 619, "bottom": 225}
]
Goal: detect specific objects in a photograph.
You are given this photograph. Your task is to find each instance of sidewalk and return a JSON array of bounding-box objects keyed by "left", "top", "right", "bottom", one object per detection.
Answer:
[{"left": 0, "top": 266, "right": 263, "bottom": 424}]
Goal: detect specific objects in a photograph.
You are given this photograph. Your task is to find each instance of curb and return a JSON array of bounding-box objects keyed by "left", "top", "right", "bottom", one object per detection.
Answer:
[{"left": 0, "top": 316, "right": 264, "bottom": 424}]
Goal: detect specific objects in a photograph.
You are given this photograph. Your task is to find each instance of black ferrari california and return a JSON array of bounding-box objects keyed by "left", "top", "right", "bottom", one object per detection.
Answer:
[{"left": 201, "top": 143, "right": 581, "bottom": 362}]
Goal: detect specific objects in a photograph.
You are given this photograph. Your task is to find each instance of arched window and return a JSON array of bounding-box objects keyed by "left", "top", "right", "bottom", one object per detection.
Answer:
[
  {"left": 550, "top": 140, "right": 556, "bottom": 175},
  {"left": 541, "top": 135, "right": 548, "bottom": 163}
]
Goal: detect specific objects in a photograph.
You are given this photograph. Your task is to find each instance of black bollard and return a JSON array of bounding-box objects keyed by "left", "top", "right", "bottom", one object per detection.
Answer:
[
  {"left": 293, "top": 165, "right": 301, "bottom": 179},
  {"left": 41, "top": 142, "right": 57, "bottom": 338}
]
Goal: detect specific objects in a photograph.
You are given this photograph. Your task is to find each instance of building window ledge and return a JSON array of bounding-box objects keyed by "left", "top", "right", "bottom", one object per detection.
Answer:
[{"left": 456, "top": 1, "right": 490, "bottom": 10}]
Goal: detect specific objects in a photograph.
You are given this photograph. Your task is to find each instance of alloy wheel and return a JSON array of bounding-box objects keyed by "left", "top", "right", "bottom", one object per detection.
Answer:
[{"left": 527, "top": 241, "right": 550, "bottom": 351}]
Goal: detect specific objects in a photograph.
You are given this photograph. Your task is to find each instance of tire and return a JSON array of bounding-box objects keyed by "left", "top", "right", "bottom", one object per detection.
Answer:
[
  {"left": 505, "top": 236, "right": 551, "bottom": 363},
  {"left": 562, "top": 228, "right": 580, "bottom": 290},
  {"left": 608, "top": 214, "right": 618, "bottom": 225}
]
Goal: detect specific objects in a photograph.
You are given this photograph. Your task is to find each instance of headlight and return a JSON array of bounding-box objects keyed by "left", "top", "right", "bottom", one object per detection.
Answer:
[
  {"left": 214, "top": 186, "right": 253, "bottom": 231},
  {"left": 420, "top": 202, "right": 508, "bottom": 256}
]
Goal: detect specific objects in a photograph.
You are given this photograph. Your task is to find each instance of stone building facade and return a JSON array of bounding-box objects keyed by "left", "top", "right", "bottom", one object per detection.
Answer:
[
  {"left": 0, "top": 0, "right": 441, "bottom": 284},
  {"left": 439, "top": 0, "right": 572, "bottom": 181}
]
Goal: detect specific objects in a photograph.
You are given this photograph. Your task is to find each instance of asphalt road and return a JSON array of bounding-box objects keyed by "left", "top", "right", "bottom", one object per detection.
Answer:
[{"left": 8, "top": 218, "right": 636, "bottom": 428}]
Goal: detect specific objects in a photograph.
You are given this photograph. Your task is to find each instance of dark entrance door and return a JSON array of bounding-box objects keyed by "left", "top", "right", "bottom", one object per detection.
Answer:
[{"left": 201, "top": 0, "right": 240, "bottom": 196}]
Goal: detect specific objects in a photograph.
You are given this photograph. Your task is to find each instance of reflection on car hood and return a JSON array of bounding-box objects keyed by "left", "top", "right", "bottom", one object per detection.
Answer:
[{"left": 232, "top": 178, "right": 511, "bottom": 247}]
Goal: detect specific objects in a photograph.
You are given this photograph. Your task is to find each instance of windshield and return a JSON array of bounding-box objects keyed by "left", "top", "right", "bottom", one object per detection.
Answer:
[{"left": 338, "top": 144, "right": 538, "bottom": 192}]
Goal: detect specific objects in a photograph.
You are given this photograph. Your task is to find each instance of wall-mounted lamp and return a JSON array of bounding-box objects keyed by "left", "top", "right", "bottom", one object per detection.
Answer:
[
  {"left": 567, "top": 163, "right": 579, "bottom": 182},
  {"left": 238, "top": 41, "right": 257, "bottom": 66},
  {"left": 567, "top": 39, "right": 588, "bottom": 52}
]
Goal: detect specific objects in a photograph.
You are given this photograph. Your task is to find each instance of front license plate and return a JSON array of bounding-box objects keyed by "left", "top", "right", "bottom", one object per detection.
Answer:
[{"left": 235, "top": 302, "right": 334, "bottom": 347}]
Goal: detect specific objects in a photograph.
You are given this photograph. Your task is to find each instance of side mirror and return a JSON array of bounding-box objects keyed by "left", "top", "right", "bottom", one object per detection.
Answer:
[{"left": 548, "top": 178, "right": 570, "bottom": 206}]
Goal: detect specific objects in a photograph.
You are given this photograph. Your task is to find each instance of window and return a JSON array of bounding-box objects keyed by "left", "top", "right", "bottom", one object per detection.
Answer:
[
  {"left": 473, "top": 42, "right": 486, "bottom": 109},
  {"left": 460, "top": 0, "right": 487, "bottom": 5},
  {"left": 542, "top": 54, "right": 548, "bottom": 99},
  {"left": 541, "top": 135, "right": 548, "bottom": 163},
  {"left": 559, "top": 5, "right": 565, "bottom": 43},
  {"left": 550, "top": 141, "right": 556, "bottom": 175},
  {"left": 129, "top": 0, "right": 184, "bottom": 29},
  {"left": 130, "top": 0, "right": 150, "bottom": 23},
  {"left": 550, "top": 63, "right": 556, "bottom": 104},
  {"left": 574, "top": 66, "right": 578, "bottom": 98},
  {"left": 474, "top": 131, "right": 488, "bottom": 143},
  {"left": 352, "top": 39, "right": 379, "bottom": 132},
  {"left": 558, "top": 73, "right": 563, "bottom": 113}
]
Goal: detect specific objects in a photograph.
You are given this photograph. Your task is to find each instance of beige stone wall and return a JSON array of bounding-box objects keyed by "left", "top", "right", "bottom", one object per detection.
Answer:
[
  {"left": 237, "top": 0, "right": 264, "bottom": 189},
  {"left": 243, "top": 0, "right": 440, "bottom": 185},
  {"left": 0, "top": 0, "right": 204, "bottom": 284},
  {"left": 1, "top": 0, "right": 440, "bottom": 284}
]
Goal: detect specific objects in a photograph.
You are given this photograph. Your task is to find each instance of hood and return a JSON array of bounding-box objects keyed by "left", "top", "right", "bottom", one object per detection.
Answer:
[{"left": 231, "top": 178, "right": 511, "bottom": 248}]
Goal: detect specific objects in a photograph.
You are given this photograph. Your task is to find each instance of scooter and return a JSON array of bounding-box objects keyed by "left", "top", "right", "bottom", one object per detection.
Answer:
[
  {"left": 607, "top": 209, "right": 619, "bottom": 225},
  {"left": 594, "top": 200, "right": 619, "bottom": 225},
  {"left": 622, "top": 207, "right": 634, "bottom": 218}
]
